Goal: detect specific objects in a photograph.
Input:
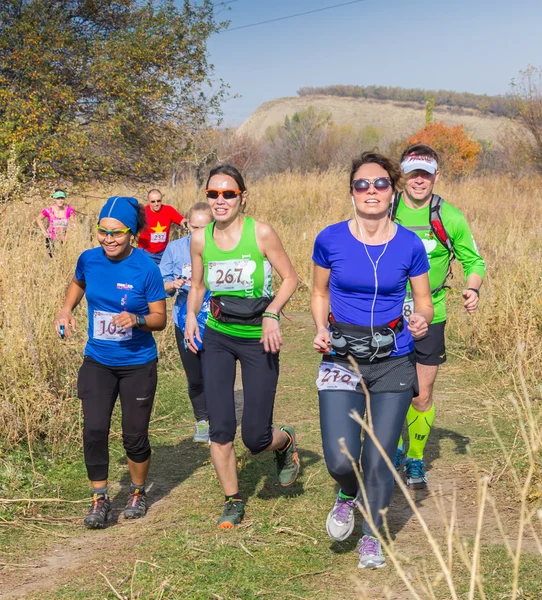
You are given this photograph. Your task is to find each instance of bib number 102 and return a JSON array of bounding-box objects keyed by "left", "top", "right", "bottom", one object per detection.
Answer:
[
  {"left": 93, "top": 311, "right": 132, "bottom": 341},
  {"left": 97, "top": 320, "right": 123, "bottom": 336}
]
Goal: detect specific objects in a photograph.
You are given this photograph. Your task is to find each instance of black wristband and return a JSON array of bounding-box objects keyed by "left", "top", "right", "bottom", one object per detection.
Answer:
[
  {"left": 262, "top": 311, "right": 280, "bottom": 322},
  {"left": 467, "top": 287, "right": 480, "bottom": 296}
]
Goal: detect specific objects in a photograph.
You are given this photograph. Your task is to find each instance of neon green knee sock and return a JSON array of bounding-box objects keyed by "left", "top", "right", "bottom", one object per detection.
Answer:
[{"left": 406, "top": 404, "right": 435, "bottom": 460}]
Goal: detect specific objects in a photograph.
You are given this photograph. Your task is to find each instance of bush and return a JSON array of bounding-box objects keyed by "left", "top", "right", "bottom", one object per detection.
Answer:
[
  {"left": 406, "top": 122, "right": 482, "bottom": 177},
  {"left": 259, "top": 106, "right": 383, "bottom": 175}
]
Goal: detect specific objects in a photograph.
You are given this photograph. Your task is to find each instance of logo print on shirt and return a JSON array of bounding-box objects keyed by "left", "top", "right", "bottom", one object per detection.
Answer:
[
  {"left": 151, "top": 222, "right": 167, "bottom": 233},
  {"left": 117, "top": 283, "right": 134, "bottom": 290},
  {"left": 422, "top": 238, "right": 437, "bottom": 254}
]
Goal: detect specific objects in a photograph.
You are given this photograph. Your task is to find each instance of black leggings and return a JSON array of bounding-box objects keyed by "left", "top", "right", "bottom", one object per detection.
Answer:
[
  {"left": 175, "top": 325, "right": 207, "bottom": 421},
  {"left": 201, "top": 327, "right": 279, "bottom": 453},
  {"left": 77, "top": 357, "right": 158, "bottom": 481},
  {"left": 319, "top": 389, "right": 412, "bottom": 536}
]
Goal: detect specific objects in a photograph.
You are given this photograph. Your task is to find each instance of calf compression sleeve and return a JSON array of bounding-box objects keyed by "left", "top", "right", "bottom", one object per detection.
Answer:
[{"left": 406, "top": 404, "right": 435, "bottom": 460}]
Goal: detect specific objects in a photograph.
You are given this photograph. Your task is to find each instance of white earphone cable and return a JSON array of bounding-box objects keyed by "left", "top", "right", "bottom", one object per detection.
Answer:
[{"left": 352, "top": 203, "right": 396, "bottom": 360}]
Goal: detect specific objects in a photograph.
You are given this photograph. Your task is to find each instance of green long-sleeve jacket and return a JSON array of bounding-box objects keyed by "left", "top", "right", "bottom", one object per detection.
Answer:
[{"left": 394, "top": 194, "right": 486, "bottom": 324}]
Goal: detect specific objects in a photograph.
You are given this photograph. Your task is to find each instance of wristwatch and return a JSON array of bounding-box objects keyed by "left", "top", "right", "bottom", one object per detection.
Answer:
[{"left": 134, "top": 315, "right": 146, "bottom": 329}]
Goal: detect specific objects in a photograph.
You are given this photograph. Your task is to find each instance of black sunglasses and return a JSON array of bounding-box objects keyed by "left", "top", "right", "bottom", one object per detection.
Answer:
[{"left": 352, "top": 177, "right": 392, "bottom": 193}]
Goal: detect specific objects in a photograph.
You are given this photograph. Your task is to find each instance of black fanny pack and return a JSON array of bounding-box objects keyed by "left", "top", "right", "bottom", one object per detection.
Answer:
[
  {"left": 210, "top": 296, "right": 274, "bottom": 326},
  {"left": 329, "top": 313, "right": 404, "bottom": 362}
]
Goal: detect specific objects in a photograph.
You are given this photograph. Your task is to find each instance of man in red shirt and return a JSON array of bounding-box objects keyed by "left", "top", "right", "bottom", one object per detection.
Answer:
[{"left": 138, "top": 189, "right": 185, "bottom": 264}]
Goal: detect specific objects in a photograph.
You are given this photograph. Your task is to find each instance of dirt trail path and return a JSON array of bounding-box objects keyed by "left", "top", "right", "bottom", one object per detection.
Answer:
[{"left": 0, "top": 343, "right": 537, "bottom": 599}]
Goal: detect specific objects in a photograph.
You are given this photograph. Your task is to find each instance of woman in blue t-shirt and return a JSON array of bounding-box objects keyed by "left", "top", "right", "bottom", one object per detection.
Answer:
[
  {"left": 311, "top": 153, "right": 433, "bottom": 569},
  {"left": 55, "top": 196, "right": 166, "bottom": 529},
  {"left": 160, "top": 202, "right": 213, "bottom": 443}
]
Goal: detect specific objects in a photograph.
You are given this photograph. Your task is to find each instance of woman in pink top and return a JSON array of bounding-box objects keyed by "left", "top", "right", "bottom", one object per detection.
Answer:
[{"left": 37, "top": 189, "right": 75, "bottom": 256}]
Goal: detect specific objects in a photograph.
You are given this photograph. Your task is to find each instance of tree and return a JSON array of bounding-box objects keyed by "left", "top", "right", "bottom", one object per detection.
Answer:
[
  {"left": 406, "top": 122, "right": 482, "bottom": 178},
  {"left": 425, "top": 95, "right": 435, "bottom": 124},
  {"left": 0, "top": 0, "right": 226, "bottom": 181},
  {"left": 263, "top": 106, "right": 333, "bottom": 173},
  {"left": 509, "top": 66, "right": 542, "bottom": 174}
]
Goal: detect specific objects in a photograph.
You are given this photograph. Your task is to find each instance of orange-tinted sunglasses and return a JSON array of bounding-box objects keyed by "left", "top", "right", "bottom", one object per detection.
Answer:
[{"left": 205, "top": 189, "right": 241, "bottom": 200}]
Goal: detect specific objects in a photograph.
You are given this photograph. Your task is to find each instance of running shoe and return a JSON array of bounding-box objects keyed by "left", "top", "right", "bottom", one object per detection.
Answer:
[
  {"left": 193, "top": 420, "right": 210, "bottom": 444},
  {"left": 405, "top": 458, "right": 428, "bottom": 489},
  {"left": 275, "top": 425, "right": 300, "bottom": 487},
  {"left": 217, "top": 498, "right": 245, "bottom": 529},
  {"left": 394, "top": 442, "right": 406, "bottom": 473},
  {"left": 123, "top": 488, "right": 147, "bottom": 519},
  {"left": 83, "top": 493, "right": 112, "bottom": 529},
  {"left": 326, "top": 490, "right": 360, "bottom": 541},
  {"left": 357, "top": 535, "right": 386, "bottom": 569}
]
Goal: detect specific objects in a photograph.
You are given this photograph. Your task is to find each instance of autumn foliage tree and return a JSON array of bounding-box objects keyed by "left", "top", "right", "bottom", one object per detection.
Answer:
[
  {"left": 0, "top": 0, "right": 225, "bottom": 181},
  {"left": 406, "top": 122, "right": 482, "bottom": 177}
]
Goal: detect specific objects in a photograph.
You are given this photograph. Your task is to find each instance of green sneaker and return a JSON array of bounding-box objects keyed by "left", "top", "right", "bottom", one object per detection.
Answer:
[
  {"left": 275, "top": 425, "right": 300, "bottom": 487},
  {"left": 217, "top": 498, "right": 245, "bottom": 529}
]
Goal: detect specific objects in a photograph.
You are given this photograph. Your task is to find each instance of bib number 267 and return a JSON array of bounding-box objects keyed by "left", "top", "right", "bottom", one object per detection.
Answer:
[{"left": 207, "top": 259, "right": 255, "bottom": 292}]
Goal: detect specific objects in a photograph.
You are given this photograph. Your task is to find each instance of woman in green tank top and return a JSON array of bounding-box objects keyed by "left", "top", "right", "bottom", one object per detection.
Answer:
[{"left": 185, "top": 165, "right": 300, "bottom": 529}]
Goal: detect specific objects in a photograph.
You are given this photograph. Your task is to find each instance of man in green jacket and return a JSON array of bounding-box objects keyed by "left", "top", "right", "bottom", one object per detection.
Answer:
[{"left": 393, "top": 143, "right": 485, "bottom": 488}]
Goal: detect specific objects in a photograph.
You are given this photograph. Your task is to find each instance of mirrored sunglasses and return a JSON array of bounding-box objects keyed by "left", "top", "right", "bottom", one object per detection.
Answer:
[{"left": 352, "top": 178, "right": 392, "bottom": 193}]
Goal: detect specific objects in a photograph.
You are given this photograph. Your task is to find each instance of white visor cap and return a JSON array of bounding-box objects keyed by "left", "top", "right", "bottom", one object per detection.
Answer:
[{"left": 401, "top": 154, "right": 438, "bottom": 175}]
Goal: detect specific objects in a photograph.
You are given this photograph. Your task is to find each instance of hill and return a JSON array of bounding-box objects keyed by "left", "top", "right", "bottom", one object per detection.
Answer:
[{"left": 237, "top": 95, "right": 509, "bottom": 143}]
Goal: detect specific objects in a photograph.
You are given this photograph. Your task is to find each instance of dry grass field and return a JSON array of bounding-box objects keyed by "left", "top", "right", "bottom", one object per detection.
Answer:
[
  {"left": 236, "top": 96, "right": 509, "bottom": 144},
  {"left": 0, "top": 172, "right": 541, "bottom": 599},
  {"left": 1, "top": 171, "right": 541, "bottom": 448}
]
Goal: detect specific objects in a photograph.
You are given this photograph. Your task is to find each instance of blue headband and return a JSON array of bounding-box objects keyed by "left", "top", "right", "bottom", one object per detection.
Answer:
[{"left": 98, "top": 196, "right": 139, "bottom": 234}]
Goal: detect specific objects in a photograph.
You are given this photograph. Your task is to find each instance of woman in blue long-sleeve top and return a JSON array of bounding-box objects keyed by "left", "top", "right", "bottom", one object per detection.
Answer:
[{"left": 160, "top": 202, "right": 213, "bottom": 443}]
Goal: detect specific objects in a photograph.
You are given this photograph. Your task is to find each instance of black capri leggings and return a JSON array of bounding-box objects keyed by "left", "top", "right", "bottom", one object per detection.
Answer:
[
  {"left": 174, "top": 325, "right": 207, "bottom": 421},
  {"left": 201, "top": 326, "right": 279, "bottom": 454},
  {"left": 319, "top": 388, "right": 412, "bottom": 536},
  {"left": 77, "top": 356, "right": 158, "bottom": 481}
]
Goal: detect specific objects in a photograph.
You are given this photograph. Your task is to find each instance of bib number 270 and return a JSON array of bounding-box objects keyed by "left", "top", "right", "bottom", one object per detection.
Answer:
[{"left": 316, "top": 362, "right": 361, "bottom": 392}]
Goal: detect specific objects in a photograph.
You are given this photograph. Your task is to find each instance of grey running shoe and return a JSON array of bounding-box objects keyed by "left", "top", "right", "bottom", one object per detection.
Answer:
[
  {"left": 326, "top": 491, "right": 359, "bottom": 541},
  {"left": 217, "top": 499, "right": 245, "bottom": 529},
  {"left": 357, "top": 535, "right": 386, "bottom": 569},
  {"left": 123, "top": 488, "right": 147, "bottom": 519},
  {"left": 83, "top": 493, "right": 112, "bottom": 529},
  {"left": 394, "top": 442, "right": 406, "bottom": 473},
  {"left": 193, "top": 420, "right": 210, "bottom": 444},
  {"left": 405, "top": 458, "right": 428, "bottom": 489},
  {"left": 275, "top": 426, "right": 300, "bottom": 487}
]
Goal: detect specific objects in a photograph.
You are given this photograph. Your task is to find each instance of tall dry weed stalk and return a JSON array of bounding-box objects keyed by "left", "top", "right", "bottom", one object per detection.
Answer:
[{"left": 343, "top": 359, "right": 541, "bottom": 600}]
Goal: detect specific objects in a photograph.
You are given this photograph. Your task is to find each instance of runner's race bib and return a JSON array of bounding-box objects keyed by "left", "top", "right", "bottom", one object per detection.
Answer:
[
  {"left": 316, "top": 362, "right": 361, "bottom": 392},
  {"left": 207, "top": 259, "right": 256, "bottom": 292},
  {"left": 181, "top": 263, "right": 192, "bottom": 283},
  {"left": 403, "top": 296, "right": 414, "bottom": 322},
  {"left": 150, "top": 232, "right": 167, "bottom": 243},
  {"left": 93, "top": 311, "right": 132, "bottom": 341}
]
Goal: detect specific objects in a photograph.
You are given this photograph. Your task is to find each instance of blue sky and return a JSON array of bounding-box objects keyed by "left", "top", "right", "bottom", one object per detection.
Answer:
[{"left": 202, "top": 0, "right": 542, "bottom": 126}]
